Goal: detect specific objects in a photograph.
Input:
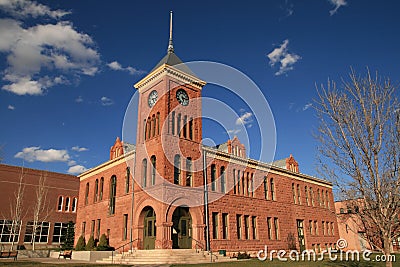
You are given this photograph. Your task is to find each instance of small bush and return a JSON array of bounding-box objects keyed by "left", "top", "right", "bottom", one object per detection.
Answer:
[
  {"left": 85, "top": 236, "right": 96, "bottom": 251},
  {"left": 237, "top": 252, "right": 250, "bottom": 259},
  {"left": 75, "top": 236, "right": 86, "bottom": 251},
  {"left": 96, "top": 234, "right": 114, "bottom": 251}
]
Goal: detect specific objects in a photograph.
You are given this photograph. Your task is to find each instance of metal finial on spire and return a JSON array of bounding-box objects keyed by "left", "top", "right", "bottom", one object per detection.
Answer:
[{"left": 167, "top": 11, "right": 174, "bottom": 53}]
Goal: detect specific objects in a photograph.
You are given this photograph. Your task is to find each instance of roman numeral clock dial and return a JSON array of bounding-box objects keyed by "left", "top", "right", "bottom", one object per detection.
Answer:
[
  {"left": 148, "top": 90, "right": 158, "bottom": 107},
  {"left": 176, "top": 89, "right": 189, "bottom": 106}
]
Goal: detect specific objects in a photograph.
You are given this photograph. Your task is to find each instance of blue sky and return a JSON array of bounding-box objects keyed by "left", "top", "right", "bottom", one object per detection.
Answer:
[{"left": 1, "top": 0, "right": 400, "bottom": 176}]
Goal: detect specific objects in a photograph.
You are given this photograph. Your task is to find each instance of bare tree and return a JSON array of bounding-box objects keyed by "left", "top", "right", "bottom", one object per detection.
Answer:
[
  {"left": 315, "top": 69, "right": 399, "bottom": 267},
  {"left": 31, "top": 172, "right": 50, "bottom": 251},
  {"left": 8, "top": 167, "right": 25, "bottom": 251}
]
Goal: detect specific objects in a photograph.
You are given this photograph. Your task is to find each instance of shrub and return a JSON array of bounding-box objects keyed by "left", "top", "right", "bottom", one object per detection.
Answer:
[
  {"left": 85, "top": 236, "right": 96, "bottom": 251},
  {"left": 75, "top": 236, "right": 86, "bottom": 251},
  {"left": 96, "top": 234, "right": 114, "bottom": 251},
  {"left": 61, "top": 221, "right": 75, "bottom": 250},
  {"left": 237, "top": 252, "right": 250, "bottom": 259}
]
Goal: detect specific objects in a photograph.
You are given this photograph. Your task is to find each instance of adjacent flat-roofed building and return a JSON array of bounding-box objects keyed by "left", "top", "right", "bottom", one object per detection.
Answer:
[
  {"left": 74, "top": 22, "right": 339, "bottom": 255},
  {"left": 0, "top": 164, "right": 79, "bottom": 249}
]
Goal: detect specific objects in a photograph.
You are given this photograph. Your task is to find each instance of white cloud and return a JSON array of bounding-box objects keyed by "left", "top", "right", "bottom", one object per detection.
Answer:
[
  {"left": 75, "top": 96, "right": 83, "bottom": 103},
  {"left": 67, "top": 165, "right": 87, "bottom": 175},
  {"left": 107, "top": 61, "right": 146, "bottom": 75},
  {"left": 8, "top": 104, "right": 15, "bottom": 110},
  {"left": 227, "top": 129, "right": 241, "bottom": 135},
  {"left": 0, "top": 2, "right": 100, "bottom": 95},
  {"left": 71, "top": 146, "right": 88, "bottom": 152},
  {"left": 15, "top": 146, "right": 70, "bottom": 162},
  {"left": 267, "top": 39, "right": 301, "bottom": 76},
  {"left": 101, "top": 96, "right": 114, "bottom": 106},
  {"left": 235, "top": 112, "right": 253, "bottom": 126},
  {"left": 328, "top": 0, "right": 347, "bottom": 16},
  {"left": 0, "top": 0, "right": 70, "bottom": 19},
  {"left": 303, "top": 103, "right": 312, "bottom": 111}
]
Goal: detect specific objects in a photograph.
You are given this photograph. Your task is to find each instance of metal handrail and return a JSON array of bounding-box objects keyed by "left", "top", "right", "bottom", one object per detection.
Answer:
[
  {"left": 192, "top": 238, "right": 205, "bottom": 253},
  {"left": 111, "top": 238, "right": 140, "bottom": 264}
]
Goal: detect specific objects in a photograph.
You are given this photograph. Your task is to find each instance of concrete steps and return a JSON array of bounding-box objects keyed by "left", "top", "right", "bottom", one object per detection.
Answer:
[{"left": 96, "top": 249, "right": 236, "bottom": 264}]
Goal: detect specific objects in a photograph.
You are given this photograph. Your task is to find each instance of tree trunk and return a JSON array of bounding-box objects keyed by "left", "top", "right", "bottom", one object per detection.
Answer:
[{"left": 383, "top": 237, "right": 392, "bottom": 267}]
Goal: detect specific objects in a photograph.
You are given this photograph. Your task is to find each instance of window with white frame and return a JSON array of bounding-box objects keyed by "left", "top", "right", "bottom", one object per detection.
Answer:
[
  {"left": 0, "top": 220, "right": 21, "bottom": 243},
  {"left": 24, "top": 221, "right": 50, "bottom": 243},
  {"left": 52, "top": 222, "right": 68, "bottom": 243}
]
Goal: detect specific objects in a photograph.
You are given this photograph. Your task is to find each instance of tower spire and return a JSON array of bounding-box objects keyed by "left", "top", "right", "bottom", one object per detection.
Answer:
[{"left": 167, "top": 11, "right": 174, "bottom": 54}]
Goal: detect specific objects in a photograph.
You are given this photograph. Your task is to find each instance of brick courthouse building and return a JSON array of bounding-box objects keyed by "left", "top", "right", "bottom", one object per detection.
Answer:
[{"left": 75, "top": 18, "right": 339, "bottom": 254}]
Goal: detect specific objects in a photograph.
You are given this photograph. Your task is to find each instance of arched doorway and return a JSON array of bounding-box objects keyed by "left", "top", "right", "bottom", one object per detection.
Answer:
[
  {"left": 143, "top": 207, "right": 156, "bottom": 249},
  {"left": 171, "top": 206, "right": 192, "bottom": 249}
]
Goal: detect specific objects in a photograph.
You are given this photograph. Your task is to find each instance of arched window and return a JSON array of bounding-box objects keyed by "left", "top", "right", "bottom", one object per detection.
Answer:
[
  {"left": 85, "top": 183, "right": 89, "bottom": 205},
  {"left": 65, "top": 197, "right": 70, "bottom": 212},
  {"left": 220, "top": 167, "right": 226, "bottom": 193},
  {"left": 211, "top": 164, "right": 216, "bottom": 191},
  {"left": 94, "top": 179, "right": 99, "bottom": 202},
  {"left": 174, "top": 155, "right": 181, "bottom": 185},
  {"left": 297, "top": 184, "right": 301, "bottom": 204},
  {"left": 326, "top": 191, "right": 330, "bottom": 209},
  {"left": 152, "top": 114, "right": 156, "bottom": 137},
  {"left": 317, "top": 189, "right": 321, "bottom": 206},
  {"left": 177, "top": 113, "right": 181, "bottom": 136},
  {"left": 292, "top": 183, "right": 296, "bottom": 203},
  {"left": 310, "top": 187, "right": 314, "bottom": 206},
  {"left": 305, "top": 186, "right": 309, "bottom": 206},
  {"left": 109, "top": 176, "right": 117, "bottom": 215},
  {"left": 189, "top": 118, "right": 193, "bottom": 140},
  {"left": 142, "top": 159, "right": 147, "bottom": 188},
  {"left": 270, "top": 178, "right": 275, "bottom": 201},
  {"left": 186, "top": 157, "right": 192, "bottom": 186},
  {"left": 237, "top": 170, "right": 241, "bottom": 194},
  {"left": 156, "top": 112, "right": 160, "bottom": 135},
  {"left": 72, "top": 197, "right": 77, "bottom": 212},
  {"left": 264, "top": 177, "right": 268, "bottom": 200},
  {"left": 241, "top": 172, "right": 245, "bottom": 195},
  {"left": 143, "top": 119, "right": 147, "bottom": 141},
  {"left": 151, "top": 155, "right": 156, "bottom": 186},
  {"left": 57, "top": 196, "right": 64, "bottom": 211},
  {"left": 99, "top": 177, "right": 104, "bottom": 201},
  {"left": 250, "top": 174, "right": 254, "bottom": 197}
]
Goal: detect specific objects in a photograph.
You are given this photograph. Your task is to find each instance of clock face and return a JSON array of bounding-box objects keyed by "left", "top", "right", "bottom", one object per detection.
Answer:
[
  {"left": 148, "top": 90, "right": 158, "bottom": 107},
  {"left": 176, "top": 89, "right": 189, "bottom": 106}
]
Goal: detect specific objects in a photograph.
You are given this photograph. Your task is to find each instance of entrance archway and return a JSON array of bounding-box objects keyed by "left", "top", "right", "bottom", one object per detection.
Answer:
[
  {"left": 143, "top": 207, "right": 156, "bottom": 249},
  {"left": 171, "top": 206, "right": 192, "bottom": 249}
]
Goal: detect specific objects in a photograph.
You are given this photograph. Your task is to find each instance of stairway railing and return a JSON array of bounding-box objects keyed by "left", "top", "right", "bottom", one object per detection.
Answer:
[{"left": 111, "top": 238, "right": 140, "bottom": 264}]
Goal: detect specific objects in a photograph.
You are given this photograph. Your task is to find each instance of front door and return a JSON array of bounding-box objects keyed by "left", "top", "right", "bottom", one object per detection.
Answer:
[
  {"left": 143, "top": 209, "right": 156, "bottom": 249},
  {"left": 297, "top": 219, "right": 305, "bottom": 251},
  {"left": 172, "top": 207, "right": 192, "bottom": 249}
]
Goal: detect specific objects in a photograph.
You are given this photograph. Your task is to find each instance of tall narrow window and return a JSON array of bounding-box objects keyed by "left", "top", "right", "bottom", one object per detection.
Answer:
[
  {"left": 211, "top": 164, "right": 216, "bottom": 191},
  {"left": 267, "top": 217, "right": 272, "bottom": 240},
  {"left": 82, "top": 222, "right": 86, "bottom": 236},
  {"left": 156, "top": 112, "right": 160, "bottom": 135},
  {"left": 315, "top": 220, "right": 318, "bottom": 235},
  {"left": 65, "top": 197, "right": 70, "bottom": 212},
  {"left": 317, "top": 189, "right": 321, "bottom": 206},
  {"left": 183, "top": 115, "right": 187, "bottom": 138},
  {"left": 245, "top": 173, "right": 249, "bottom": 196},
  {"left": 292, "top": 183, "right": 296, "bottom": 204},
  {"left": 220, "top": 167, "right": 226, "bottom": 193},
  {"left": 264, "top": 177, "right": 268, "bottom": 200},
  {"left": 125, "top": 167, "right": 130, "bottom": 194},
  {"left": 233, "top": 169, "right": 237, "bottom": 194},
  {"left": 321, "top": 190, "right": 325, "bottom": 207},
  {"left": 326, "top": 191, "right": 330, "bottom": 209},
  {"left": 147, "top": 118, "right": 151, "bottom": 139},
  {"left": 322, "top": 221, "right": 325, "bottom": 235},
  {"left": 274, "top": 217, "right": 279, "bottom": 240},
  {"left": 171, "top": 111, "right": 175, "bottom": 135},
  {"left": 109, "top": 176, "right": 117, "bottom": 215},
  {"left": 244, "top": 215, "right": 250, "bottom": 239},
  {"left": 177, "top": 113, "right": 181, "bottom": 137},
  {"left": 85, "top": 183, "right": 89, "bottom": 205},
  {"left": 123, "top": 214, "right": 128, "bottom": 240},
  {"left": 212, "top": 212, "right": 218, "bottom": 239},
  {"left": 94, "top": 179, "right": 99, "bottom": 202},
  {"left": 152, "top": 114, "right": 156, "bottom": 137},
  {"left": 72, "top": 198, "right": 77, "bottom": 212},
  {"left": 189, "top": 118, "right": 193, "bottom": 140},
  {"left": 297, "top": 184, "right": 301, "bottom": 205},
  {"left": 250, "top": 174, "right": 254, "bottom": 197},
  {"left": 57, "top": 196, "right": 63, "bottom": 211},
  {"left": 309, "top": 220, "right": 313, "bottom": 235},
  {"left": 142, "top": 159, "right": 147, "bottom": 188},
  {"left": 174, "top": 154, "right": 181, "bottom": 185},
  {"left": 241, "top": 172, "right": 245, "bottom": 195},
  {"left": 222, "top": 213, "right": 228, "bottom": 239},
  {"left": 305, "top": 186, "right": 309, "bottom": 206},
  {"left": 150, "top": 156, "right": 156, "bottom": 186},
  {"left": 99, "top": 177, "right": 104, "bottom": 201},
  {"left": 91, "top": 220, "right": 95, "bottom": 237},
  {"left": 252, "top": 216, "right": 257, "bottom": 239},
  {"left": 186, "top": 157, "right": 192, "bottom": 186},
  {"left": 143, "top": 119, "right": 147, "bottom": 141},
  {"left": 237, "top": 170, "right": 241, "bottom": 194},
  {"left": 310, "top": 187, "right": 314, "bottom": 206},
  {"left": 236, "top": 214, "right": 242, "bottom": 239},
  {"left": 96, "top": 219, "right": 101, "bottom": 239},
  {"left": 270, "top": 178, "right": 275, "bottom": 200}
]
